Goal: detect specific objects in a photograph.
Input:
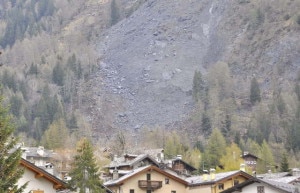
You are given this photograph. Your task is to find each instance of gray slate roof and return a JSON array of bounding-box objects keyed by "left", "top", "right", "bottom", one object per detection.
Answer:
[
  {"left": 186, "top": 170, "right": 248, "bottom": 185},
  {"left": 107, "top": 154, "right": 159, "bottom": 168}
]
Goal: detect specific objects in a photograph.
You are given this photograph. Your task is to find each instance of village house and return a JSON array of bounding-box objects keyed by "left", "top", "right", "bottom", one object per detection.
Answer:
[
  {"left": 105, "top": 154, "right": 161, "bottom": 180},
  {"left": 104, "top": 165, "right": 189, "bottom": 193},
  {"left": 164, "top": 155, "right": 197, "bottom": 177},
  {"left": 104, "top": 165, "right": 256, "bottom": 193},
  {"left": 18, "top": 158, "right": 68, "bottom": 193},
  {"left": 186, "top": 169, "right": 253, "bottom": 193},
  {"left": 220, "top": 177, "right": 299, "bottom": 193},
  {"left": 241, "top": 152, "right": 258, "bottom": 172},
  {"left": 105, "top": 151, "right": 196, "bottom": 180},
  {"left": 21, "top": 145, "right": 72, "bottom": 180}
]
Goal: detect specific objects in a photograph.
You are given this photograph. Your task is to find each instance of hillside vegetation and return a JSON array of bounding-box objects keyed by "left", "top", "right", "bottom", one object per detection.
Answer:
[{"left": 0, "top": 0, "right": 300, "bottom": 169}]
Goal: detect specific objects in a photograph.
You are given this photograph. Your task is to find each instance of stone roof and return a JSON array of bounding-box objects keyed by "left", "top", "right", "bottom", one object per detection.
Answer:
[
  {"left": 104, "top": 165, "right": 188, "bottom": 187},
  {"left": 107, "top": 154, "right": 160, "bottom": 168},
  {"left": 261, "top": 178, "right": 299, "bottom": 193},
  {"left": 263, "top": 176, "right": 300, "bottom": 184},
  {"left": 220, "top": 177, "right": 299, "bottom": 193},
  {"left": 21, "top": 146, "right": 55, "bottom": 158},
  {"left": 186, "top": 170, "right": 253, "bottom": 186}
]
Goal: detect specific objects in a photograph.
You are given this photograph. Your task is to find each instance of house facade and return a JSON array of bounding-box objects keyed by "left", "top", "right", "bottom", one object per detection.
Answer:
[
  {"left": 220, "top": 178, "right": 298, "bottom": 193},
  {"left": 18, "top": 158, "right": 68, "bottom": 193},
  {"left": 186, "top": 170, "right": 254, "bottom": 193},
  {"left": 21, "top": 145, "right": 72, "bottom": 180},
  {"left": 104, "top": 165, "right": 188, "bottom": 193},
  {"left": 241, "top": 152, "right": 258, "bottom": 172},
  {"left": 104, "top": 165, "right": 255, "bottom": 193}
]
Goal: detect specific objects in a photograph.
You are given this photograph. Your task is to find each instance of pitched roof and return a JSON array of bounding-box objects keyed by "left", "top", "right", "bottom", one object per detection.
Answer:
[
  {"left": 20, "top": 158, "right": 68, "bottom": 190},
  {"left": 168, "top": 157, "right": 197, "bottom": 171},
  {"left": 262, "top": 176, "right": 300, "bottom": 184},
  {"left": 21, "top": 146, "right": 55, "bottom": 158},
  {"left": 241, "top": 152, "right": 258, "bottom": 159},
  {"left": 107, "top": 154, "right": 160, "bottom": 168},
  {"left": 220, "top": 177, "right": 298, "bottom": 193},
  {"left": 186, "top": 170, "right": 253, "bottom": 186},
  {"left": 104, "top": 165, "right": 188, "bottom": 187}
]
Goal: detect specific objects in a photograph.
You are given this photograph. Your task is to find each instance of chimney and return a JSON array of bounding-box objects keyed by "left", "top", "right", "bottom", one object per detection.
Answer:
[
  {"left": 113, "top": 155, "right": 118, "bottom": 161},
  {"left": 45, "top": 162, "right": 54, "bottom": 175},
  {"left": 176, "top": 155, "right": 182, "bottom": 160},
  {"left": 292, "top": 168, "right": 300, "bottom": 176},
  {"left": 203, "top": 170, "right": 208, "bottom": 181},
  {"left": 240, "top": 163, "right": 245, "bottom": 172},
  {"left": 113, "top": 168, "right": 119, "bottom": 180},
  {"left": 37, "top": 146, "right": 45, "bottom": 156},
  {"left": 210, "top": 168, "right": 216, "bottom": 180}
]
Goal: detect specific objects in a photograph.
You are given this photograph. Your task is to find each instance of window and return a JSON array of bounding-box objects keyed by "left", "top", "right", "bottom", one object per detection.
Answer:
[
  {"left": 165, "top": 178, "right": 170, "bottom": 184},
  {"left": 257, "top": 186, "right": 265, "bottom": 193},
  {"left": 130, "top": 189, "right": 134, "bottom": 193},
  {"left": 234, "top": 179, "right": 239, "bottom": 185},
  {"left": 147, "top": 173, "right": 151, "bottom": 180},
  {"left": 171, "top": 191, "right": 176, "bottom": 193},
  {"left": 218, "top": 183, "right": 224, "bottom": 190}
]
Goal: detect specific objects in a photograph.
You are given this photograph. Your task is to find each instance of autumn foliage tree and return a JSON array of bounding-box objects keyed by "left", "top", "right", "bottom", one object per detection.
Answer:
[
  {"left": 218, "top": 143, "right": 243, "bottom": 172},
  {"left": 202, "top": 128, "right": 226, "bottom": 170}
]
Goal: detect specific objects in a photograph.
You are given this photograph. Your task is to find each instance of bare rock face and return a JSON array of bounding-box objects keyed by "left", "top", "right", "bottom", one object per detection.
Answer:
[
  {"left": 93, "top": 0, "right": 226, "bottom": 131},
  {"left": 89, "top": 0, "right": 300, "bottom": 134}
]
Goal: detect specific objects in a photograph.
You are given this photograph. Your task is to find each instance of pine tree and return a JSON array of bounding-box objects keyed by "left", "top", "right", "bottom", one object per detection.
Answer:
[
  {"left": 250, "top": 77, "right": 261, "bottom": 105},
  {"left": 280, "top": 153, "right": 289, "bottom": 172},
  {"left": 204, "top": 128, "right": 226, "bottom": 169},
  {"left": 201, "top": 112, "right": 212, "bottom": 137},
  {"left": 192, "top": 70, "right": 206, "bottom": 102},
  {"left": 257, "top": 140, "right": 275, "bottom": 173},
  {"left": 0, "top": 95, "right": 27, "bottom": 192},
  {"left": 69, "top": 138, "right": 104, "bottom": 193}
]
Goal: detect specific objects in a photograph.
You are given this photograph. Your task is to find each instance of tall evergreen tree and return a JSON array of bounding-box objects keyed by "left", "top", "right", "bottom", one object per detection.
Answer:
[
  {"left": 204, "top": 128, "right": 226, "bottom": 169},
  {"left": 192, "top": 70, "right": 206, "bottom": 102},
  {"left": 0, "top": 95, "right": 27, "bottom": 192},
  {"left": 257, "top": 140, "right": 275, "bottom": 173},
  {"left": 52, "top": 63, "right": 65, "bottom": 86},
  {"left": 201, "top": 112, "right": 212, "bottom": 137},
  {"left": 250, "top": 77, "right": 261, "bottom": 105},
  {"left": 69, "top": 138, "right": 104, "bottom": 193},
  {"left": 280, "top": 153, "right": 289, "bottom": 172}
]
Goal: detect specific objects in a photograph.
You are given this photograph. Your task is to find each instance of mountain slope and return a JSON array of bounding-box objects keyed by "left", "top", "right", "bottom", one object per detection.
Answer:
[
  {"left": 85, "top": 0, "right": 300, "bottom": 144},
  {"left": 91, "top": 0, "right": 227, "bottom": 130}
]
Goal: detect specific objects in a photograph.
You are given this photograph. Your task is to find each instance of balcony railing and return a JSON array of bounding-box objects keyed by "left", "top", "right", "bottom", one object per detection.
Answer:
[{"left": 138, "top": 180, "right": 162, "bottom": 189}]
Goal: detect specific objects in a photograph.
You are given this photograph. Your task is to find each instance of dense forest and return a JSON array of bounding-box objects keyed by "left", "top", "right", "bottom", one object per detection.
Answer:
[{"left": 0, "top": 0, "right": 300, "bottom": 174}]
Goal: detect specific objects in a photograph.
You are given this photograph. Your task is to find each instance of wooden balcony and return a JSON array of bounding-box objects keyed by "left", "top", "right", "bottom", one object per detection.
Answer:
[{"left": 138, "top": 180, "right": 162, "bottom": 190}]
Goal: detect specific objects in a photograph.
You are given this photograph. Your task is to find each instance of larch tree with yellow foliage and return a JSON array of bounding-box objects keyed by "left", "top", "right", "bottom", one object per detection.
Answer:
[{"left": 218, "top": 143, "right": 243, "bottom": 172}]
